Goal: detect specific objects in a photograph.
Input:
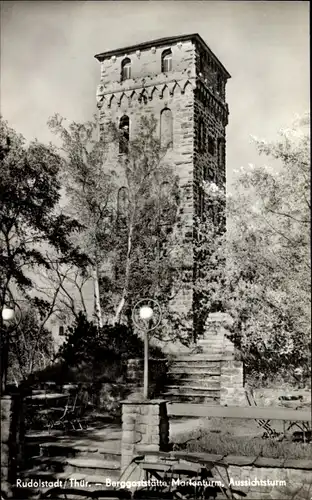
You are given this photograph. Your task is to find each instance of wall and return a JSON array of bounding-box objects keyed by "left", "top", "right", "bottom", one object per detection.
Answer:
[
  {"left": 1, "top": 394, "right": 25, "bottom": 497},
  {"left": 97, "top": 42, "right": 197, "bottom": 322},
  {"left": 95, "top": 36, "right": 229, "bottom": 333},
  {"left": 121, "top": 398, "right": 169, "bottom": 472},
  {"left": 120, "top": 399, "right": 312, "bottom": 499}
]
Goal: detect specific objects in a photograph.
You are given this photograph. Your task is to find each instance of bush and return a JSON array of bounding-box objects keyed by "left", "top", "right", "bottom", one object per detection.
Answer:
[{"left": 58, "top": 312, "right": 164, "bottom": 367}]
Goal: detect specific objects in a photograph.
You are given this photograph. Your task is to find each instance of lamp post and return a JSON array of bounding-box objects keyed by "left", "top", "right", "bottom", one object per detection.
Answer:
[
  {"left": 1, "top": 302, "right": 22, "bottom": 394},
  {"left": 132, "top": 299, "right": 161, "bottom": 399},
  {"left": 139, "top": 305, "right": 153, "bottom": 399}
]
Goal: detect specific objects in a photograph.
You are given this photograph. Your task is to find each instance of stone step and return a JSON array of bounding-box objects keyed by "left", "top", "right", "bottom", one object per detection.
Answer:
[
  {"left": 174, "top": 355, "right": 223, "bottom": 362},
  {"left": 39, "top": 441, "right": 121, "bottom": 462},
  {"left": 19, "top": 467, "right": 62, "bottom": 482},
  {"left": 174, "top": 379, "right": 221, "bottom": 389},
  {"left": 168, "top": 367, "right": 221, "bottom": 376},
  {"left": 170, "top": 358, "right": 222, "bottom": 365},
  {"left": 28, "top": 455, "right": 68, "bottom": 472},
  {"left": 165, "top": 385, "right": 220, "bottom": 394},
  {"left": 65, "top": 457, "right": 120, "bottom": 477}
]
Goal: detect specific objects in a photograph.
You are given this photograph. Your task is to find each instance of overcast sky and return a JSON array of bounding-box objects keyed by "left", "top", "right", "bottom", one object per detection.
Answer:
[{"left": 0, "top": 0, "right": 309, "bottom": 179}]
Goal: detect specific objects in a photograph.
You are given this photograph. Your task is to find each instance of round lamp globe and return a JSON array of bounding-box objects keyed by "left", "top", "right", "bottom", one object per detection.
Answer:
[
  {"left": 139, "top": 306, "right": 153, "bottom": 320},
  {"left": 2, "top": 307, "right": 15, "bottom": 322}
]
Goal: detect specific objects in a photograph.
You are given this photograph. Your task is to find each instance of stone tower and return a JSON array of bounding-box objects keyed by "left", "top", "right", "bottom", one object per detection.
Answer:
[{"left": 95, "top": 34, "right": 230, "bottom": 337}]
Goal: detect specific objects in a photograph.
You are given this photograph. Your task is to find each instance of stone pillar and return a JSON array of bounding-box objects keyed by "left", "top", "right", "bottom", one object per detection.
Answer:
[
  {"left": 121, "top": 398, "right": 169, "bottom": 473},
  {"left": 1, "top": 393, "right": 25, "bottom": 498},
  {"left": 220, "top": 359, "right": 246, "bottom": 406}
]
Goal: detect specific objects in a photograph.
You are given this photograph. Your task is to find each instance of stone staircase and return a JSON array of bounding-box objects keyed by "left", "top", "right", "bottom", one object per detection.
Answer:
[
  {"left": 164, "top": 355, "right": 222, "bottom": 403},
  {"left": 17, "top": 426, "right": 122, "bottom": 498},
  {"left": 164, "top": 312, "right": 236, "bottom": 403}
]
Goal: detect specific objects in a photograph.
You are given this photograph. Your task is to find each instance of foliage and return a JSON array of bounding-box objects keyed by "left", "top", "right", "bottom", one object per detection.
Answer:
[
  {"left": 196, "top": 114, "right": 310, "bottom": 381},
  {"left": 2, "top": 307, "right": 54, "bottom": 384},
  {"left": 0, "top": 116, "right": 87, "bottom": 323},
  {"left": 105, "top": 115, "right": 184, "bottom": 327},
  {"left": 48, "top": 114, "right": 185, "bottom": 335},
  {"left": 47, "top": 113, "right": 117, "bottom": 263},
  {"left": 58, "top": 312, "right": 164, "bottom": 368}
]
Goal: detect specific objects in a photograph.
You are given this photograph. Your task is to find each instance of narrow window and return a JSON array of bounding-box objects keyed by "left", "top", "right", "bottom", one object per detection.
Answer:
[
  {"left": 119, "top": 115, "right": 129, "bottom": 154},
  {"left": 217, "top": 137, "right": 225, "bottom": 168},
  {"left": 121, "top": 58, "right": 131, "bottom": 81},
  {"left": 208, "top": 136, "right": 215, "bottom": 155},
  {"left": 117, "top": 186, "right": 129, "bottom": 229},
  {"left": 160, "top": 108, "right": 173, "bottom": 149},
  {"left": 198, "top": 187, "right": 205, "bottom": 218},
  {"left": 59, "top": 325, "right": 65, "bottom": 336},
  {"left": 216, "top": 74, "right": 223, "bottom": 94},
  {"left": 198, "top": 118, "right": 205, "bottom": 152},
  {"left": 161, "top": 49, "right": 172, "bottom": 73}
]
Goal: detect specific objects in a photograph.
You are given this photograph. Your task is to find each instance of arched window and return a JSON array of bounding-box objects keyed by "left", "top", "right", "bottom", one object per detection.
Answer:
[
  {"left": 121, "top": 58, "right": 131, "bottom": 81},
  {"left": 160, "top": 108, "right": 173, "bottom": 149},
  {"left": 117, "top": 186, "right": 129, "bottom": 214},
  {"left": 119, "top": 115, "right": 129, "bottom": 154},
  {"left": 161, "top": 49, "right": 172, "bottom": 73}
]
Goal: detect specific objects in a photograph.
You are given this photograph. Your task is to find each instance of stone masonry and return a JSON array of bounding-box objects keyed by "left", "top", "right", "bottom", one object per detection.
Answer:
[
  {"left": 1, "top": 393, "right": 25, "bottom": 497},
  {"left": 120, "top": 399, "right": 312, "bottom": 499},
  {"left": 121, "top": 398, "right": 169, "bottom": 472},
  {"left": 198, "top": 312, "right": 246, "bottom": 406},
  {"left": 94, "top": 34, "right": 230, "bottom": 332},
  {"left": 164, "top": 312, "right": 246, "bottom": 405}
]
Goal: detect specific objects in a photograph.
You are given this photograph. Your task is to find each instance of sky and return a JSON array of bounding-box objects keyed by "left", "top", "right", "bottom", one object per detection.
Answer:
[{"left": 0, "top": 0, "right": 310, "bottom": 179}]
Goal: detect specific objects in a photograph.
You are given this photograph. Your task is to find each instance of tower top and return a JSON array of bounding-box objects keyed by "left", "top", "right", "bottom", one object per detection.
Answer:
[{"left": 94, "top": 33, "right": 231, "bottom": 79}]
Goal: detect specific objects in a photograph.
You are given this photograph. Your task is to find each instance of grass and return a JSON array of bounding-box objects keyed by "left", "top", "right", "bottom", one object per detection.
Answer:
[{"left": 173, "top": 417, "right": 312, "bottom": 459}]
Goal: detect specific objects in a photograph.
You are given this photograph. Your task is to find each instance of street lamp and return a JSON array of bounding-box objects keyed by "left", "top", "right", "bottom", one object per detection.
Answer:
[
  {"left": 1, "top": 302, "right": 22, "bottom": 394},
  {"left": 2, "top": 306, "right": 15, "bottom": 322},
  {"left": 132, "top": 299, "right": 161, "bottom": 399},
  {"left": 139, "top": 306, "right": 153, "bottom": 399}
]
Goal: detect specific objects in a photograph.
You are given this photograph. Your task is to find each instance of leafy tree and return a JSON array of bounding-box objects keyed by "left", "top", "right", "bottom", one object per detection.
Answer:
[
  {"left": 227, "top": 114, "right": 310, "bottom": 381},
  {"left": 1, "top": 307, "right": 54, "bottom": 385},
  {"left": 48, "top": 114, "right": 118, "bottom": 327},
  {"left": 48, "top": 114, "right": 185, "bottom": 333},
  {"left": 0, "top": 116, "right": 87, "bottom": 324},
  {"left": 58, "top": 312, "right": 164, "bottom": 367},
  {"left": 197, "top": 113, "right": 310, "bottom": 382},
  {"left": 107, "top": 115, "right": 184, "bottom": 326}
]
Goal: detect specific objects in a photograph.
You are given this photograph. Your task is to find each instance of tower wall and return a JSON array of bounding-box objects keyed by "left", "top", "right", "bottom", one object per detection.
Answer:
[{"left": 95, "top": 35, "right": 230, "bottom": 336}]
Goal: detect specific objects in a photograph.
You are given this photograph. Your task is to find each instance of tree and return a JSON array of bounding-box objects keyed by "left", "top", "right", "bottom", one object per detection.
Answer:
[
  {"left": 0, "top": 116, "right": 87, "bottom": 325},
  {"left": 48, "top": 114, "right": 186, "bottom": 333},
  {"left": 5, "top": 308, "right": 54, "bottom": 384},
  {"left": 48, "top": 114, "right": 117, "bottom": 327},
  {"left": 108, "top": 115, "right": 184, "bottom": 325},
  {"left": 197, "top": 113, "right": 310, "bottom": 381}
]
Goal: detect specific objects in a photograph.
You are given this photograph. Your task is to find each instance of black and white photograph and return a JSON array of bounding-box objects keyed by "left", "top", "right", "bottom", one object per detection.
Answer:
[{"left": 0, "top": 1, "right": 310, "bottom": 499}]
